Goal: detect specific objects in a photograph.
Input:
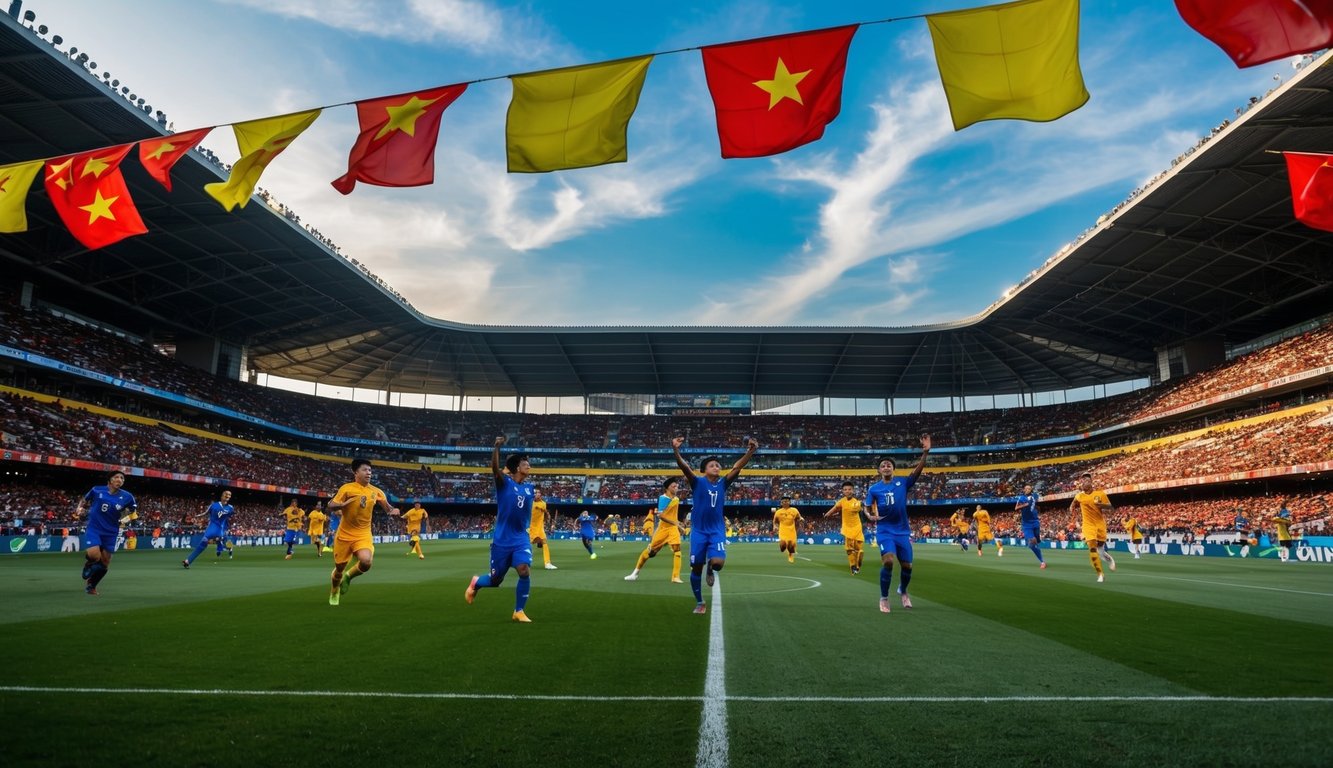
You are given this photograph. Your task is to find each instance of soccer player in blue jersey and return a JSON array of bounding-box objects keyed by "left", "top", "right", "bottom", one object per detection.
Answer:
[
  {"left": 865, "top": 434, "right": 931, "bottom": 613},
  {"left": 578, "top": 509, "right": 598, "bottom": 559},
  {"left": 465, "top": 437, "right": 537, "bottom": 622},
  {"left": 74, "top": 470, "right": 137, "bottom": 595},
  {"left": 182, "top": 490, "right": 235, "bottom": 568},
  {"left": 1014, "top": 484, "right": 1046, "bottom": 569},
  {"left": 325, "top": 499, "right": 340, "bottom": 549},
  {"left": 1234, "top": 507, "right": 1253, "bottom": 557},
  {"left": 672, "top": 435, "right": 759, "bottom": 615}
]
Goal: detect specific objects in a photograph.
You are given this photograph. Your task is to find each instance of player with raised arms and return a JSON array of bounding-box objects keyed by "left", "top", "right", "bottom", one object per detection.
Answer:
[
  {"left": 465, "top": 437, "right": 538, "bottom": 622},
  {"left": 1070, "top": 473, "right": 1116, "bottom": 582},
  {"left": 672, "top": 435, "right": 759, "bottom": 615},
  {"left": 181, "top": 489, "right": 235, "bottom": 568},
  {"left": 865, "top": 434, "right": 931, "bottom": 613}
]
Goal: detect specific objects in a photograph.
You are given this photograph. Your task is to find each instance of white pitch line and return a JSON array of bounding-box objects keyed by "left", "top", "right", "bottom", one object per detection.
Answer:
[
  {"left": 696, "top": 573, "right": 728, "bottom": 768},
  {"left": 0, "top": 686, "right": 1328, "bottom": 704},
  {"left": 725, "top": 573, "right": 822, "bottom": 596},
  {"left": 1114, "top": 572, "right": 1333, "bottom": 598}
]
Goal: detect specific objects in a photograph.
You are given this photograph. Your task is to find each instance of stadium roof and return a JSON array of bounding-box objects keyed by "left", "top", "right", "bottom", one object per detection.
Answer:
[{"left": 2, "top": 13, "right": 1332, "bottom": 399}]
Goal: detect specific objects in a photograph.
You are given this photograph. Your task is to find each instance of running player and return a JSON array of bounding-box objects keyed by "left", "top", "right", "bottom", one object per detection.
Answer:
[
  {"left": 672, "top": 435, "right": 759, "bottom": 614},
  {"left": 403, "top": 501, "right": 428, "bottom": 559},
  {"left": 973, "top": 504, "right": 1002, "bottom": 557},
  {"left": 642, "top": 507, "right": 655, "bottom": 538},
  {"left": 1234, "top": 507, "right": 1253, "bottom": 558},
  {"left": 530, "top": 488, "right": 557, "bottom": 570},
  {"left": 772, "top": 496, "right": 803, "bottom": 563},
  {"left": 465, "top": 437, "right": 537, "bottom": 622},
  {"left": 824, "top": 482, "right": 864, "bottom": 574},
  {"left": 1122, "top": 514, "right": 1145, "bottom": 559},
  {"left": 1014, "top": 484, "right": 1045, "bottom": 568},
  {"left": 1070, "top": 473, "right": 1116, "bottom": 582},
  {"left": 182, "top": 490, "right": 235, "bottom": 568},
  {"left": 949, "top": 508, "right": 970, "bottom": 552},
  {"left": 1271, "top": 500, "right": 1295, "bottom": 563},
  {"left": 609, "top": 515, "right": 620, "bottom": 542},
  {"left": 325, "top": 500, "right": 340, "bottom": 552},
  {"left": 326, "top": 459, "right": 399, "bottom": 606},
  {"left": 577, "top": 510, "right": 597, "bottom": 559},
  {"left": 866, "top": 434, "right": 931, "bottom": 612},
  {"left": 281, "top": 499, "right": 305, "bottom": 560},
  {"left": 625, "top": 477, "right": 685, "bottom": 583},
  {"left": 75, "top": 470, "right": 137, "bottom": 595},
  {"left": 307, "top": 503, "right": 327, "bottom": 557}
]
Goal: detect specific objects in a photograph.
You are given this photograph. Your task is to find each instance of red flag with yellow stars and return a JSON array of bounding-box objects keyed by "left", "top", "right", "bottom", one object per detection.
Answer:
[
  {"left": 138, "top": 127, "right": 212, "bottom": 191},
  {"left": 701, "top": 25, "right": 858, "bottom": 158},
  {"left": 332, "top": 84, "right": 468, "bottom": 194},
  {"left": 44, "top": 144, "right": 147, "bottom": 250}
]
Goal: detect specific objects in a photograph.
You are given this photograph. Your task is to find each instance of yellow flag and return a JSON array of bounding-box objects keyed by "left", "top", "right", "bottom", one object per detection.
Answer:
[
  {"left": 205, "top": 109, "right": 321, "bottom": 211},
  {"left": 0, "top": 159, "right": 45, "bottom": 233},
  {"left": 926, "top": 0, "right": 1088, "bottom": 131},
  {"left": 507, "top": 56, "right": 653, "bottom": 173}
]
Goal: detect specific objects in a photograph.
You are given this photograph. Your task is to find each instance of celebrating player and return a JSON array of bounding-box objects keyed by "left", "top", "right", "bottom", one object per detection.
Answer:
[
  {"left": 866, "top": 434, "right": 931, "bottom": 612},
  {"left": 949, "top": 508, "right": 971, "bottom": 552},
  {"left": 281, "top": 498, "right": 305, "bottom": 560},
  {"left": 326, "top": 459, "right": 399, "bottom": 606},
  {"left": 1014, "top": 485, "right": 1045, "bottom": 568},
  {"left": 530, "top": 488, "right": 557, "bottom": 570},
  {"left": 182, "top": 489, "right": 235, "bottom": 568},
  {"left": 577, "top": 509, "right": 598, "bottom": 559},
  {"left": 824, "top": 482, "right": 864, "bottom": 575},
  {"left": 306, "top": 502, "right": 327, "bottom": 557},
  {"left": 972, "top": 504, "right": 1002, "bottom": 557},
  {"left": 1070, "top": 473, "right": 1116, "bottom": 582},
  {"left": 403, "top": 501, "right": 428, "bottom": 560},
  {"left": 672, "top": 435, "right": 759, "bottom": 614},
  {"left": 1122, "top": 514, "right": 1145, "bottom": 559},
  {"left": 75, "top": 470, "right": 137, "bottom": 595},
  {"left": 465, "top": 437, "right": 537, "bottom": 622},
  {"left": 772, "top": 496, "right": 803, "bottom": 563},
  {"left": 625, "top": 477, "right": 685, "bottom": 583}
]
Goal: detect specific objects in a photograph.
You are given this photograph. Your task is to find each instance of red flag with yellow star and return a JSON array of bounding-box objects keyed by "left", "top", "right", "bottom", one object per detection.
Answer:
[
  {"left": 138, "top": 127, "right": 212, "bottom": 191},
  {"left": 332, "top": 84, "right": 468, "bottom": 194},
  {"left": 701, "top": 25, "right": 858, "bottom": 159},
  {"left": 44, "top": 144, "right": 147, "bottom": 250}
]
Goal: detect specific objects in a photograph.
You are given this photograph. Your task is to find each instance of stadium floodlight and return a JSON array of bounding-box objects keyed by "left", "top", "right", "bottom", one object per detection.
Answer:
[
  {"left": 22, "top": 9, "right": 34, "bottom": 22},
  {"left": 68, "top": 46, "right": 76, "bottom": 56},
  {"left": 51, "top": 34, "right": 60, "bottom": 45}
]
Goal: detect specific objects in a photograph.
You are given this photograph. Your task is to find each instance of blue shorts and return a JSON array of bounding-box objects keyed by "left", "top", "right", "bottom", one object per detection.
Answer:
[
  {"left": 690, "top": 534, "right": 727, "bottom": 565},
  {"left": 283, "top": 530, "right": 300, "bottom": 545},
  {"left": 489, "top": 542, "right": 533, "bottom": 575},
  {"left": 204, "top": 524, "right": 226, "bottom": 540},
  {"left": 1022, "top": 523, "right": 1041, "bottom": 541},
  {"left": 83, "top": 530, "right": 118, "bottom": 552},
  {"left": 580, "top": 530, "right": 595, "bottom": 541},
  {"left": 878, "top": 532, "right": 913, "bottom": 563}
]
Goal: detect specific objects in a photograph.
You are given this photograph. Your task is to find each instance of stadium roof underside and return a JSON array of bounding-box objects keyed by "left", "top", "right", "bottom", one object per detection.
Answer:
[{"left": 2, "top": 15, "right": 1332, "bottom": 399}]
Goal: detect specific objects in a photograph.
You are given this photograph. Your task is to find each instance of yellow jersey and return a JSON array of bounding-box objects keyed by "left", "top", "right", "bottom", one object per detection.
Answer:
[
  {"left": 403, "top": 507, "right": 428, "bottom": 533},
  {"left": 331, "top": 481, "right": 387, "bottom": 538},
  {"left": 1123, "top": 517, "right": 1143, "bottom": 540},
  {"left": 1271, "top": 512, "right": 1293, "bottom": 541},
  {"left": 642, "top": 511, "right": 654, "bottom": 535},
  {"left": 1073, "top": 490, "right": 1111, "bottom": 530},
  {"left": 657, "top": 495, "right": 680, "bottom": 527},
  {"left": 609, "top": 519, "right": 620, "bottom": 534},
  {"left": 832, "top": 497, "right": 863, "bottom": 539},
  {"left": 528, "top": 499, "right": 547, "bottom": 534},
  {"left": 950, "top": 512, "right": 969, "bottom": 533},
  {"left": 972, "top": 509, "right": 992, "bottom": 532},
  {"left": 307, "top": 510, "right": 327, "bottom": 534},
  {"left": 283, "top": 505, "right": 305, "bottom": 531},
  {"left": 774, "top": 507, "right": 802, "bottom": 538}
]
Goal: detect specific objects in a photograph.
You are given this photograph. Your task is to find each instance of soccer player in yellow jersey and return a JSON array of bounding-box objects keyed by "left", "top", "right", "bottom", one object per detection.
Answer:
[
  {"left": 972, "top": 505, "right": 1002, "bottom": 557},
  {"left": 625, "top": 478, "right": 685, "bottom": 583},
  {"left": 403, "top": 501, "right": 428, "bottom": 560},
  {"left": 1271, "top": 500, "right": 1296, "bottom": 563},
  {"left": 642, "top": 508, "right": 654, "bottom": 537},
  {"left": 281, "top": 500, "right": 305, "bottom": 560},
  {"left": 772, "top": 496, "right": 803, "bottom": 563},
  {"left": 307, "top": 504, "right": 327, "bottom": 558},
  {"left": 529, "top": 488, "right": 557, "bottom": 570},
  {"left": 1122, "top": 515, "right": 1145, "bottom": 559},
  {"left": 1070, "top": 473, "right": 1116, "bottom": 582},
  {"left": 326, "top": 458, "right": 399, "bottom": 606},
  {"left": 949, "top": 508, "right": 971, "bottom": 552},
  {"left": 824, "top": 481, "right": 864, "bottom": 574}
]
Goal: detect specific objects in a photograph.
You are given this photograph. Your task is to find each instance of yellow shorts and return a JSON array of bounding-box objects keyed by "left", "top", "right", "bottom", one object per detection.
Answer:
[
  {"left": 843, "top": 535, "right": 864, "bottom": 549},
  {"left": 1083, "top": 524, "right": 1108, "bottom": 545},
  {"left": 309, "top": 529, "right": 324, "bottom": 538},
  {"left": 529, "top": 532, "right": 546, "bottom": 547},
  {"left": 779, "top": 534, "right": 797, "bottom": 545},
  {"left": 977, "top": 530, "right": 994, "bottom": 543},
  {"left": 333, "top": 533, "right": 374, "bottom": 563},
  {"left": 650, "top": 526, "right": 682, "bottom": 549}
]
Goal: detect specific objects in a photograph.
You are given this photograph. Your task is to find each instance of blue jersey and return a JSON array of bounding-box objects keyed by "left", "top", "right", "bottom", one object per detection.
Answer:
[
  {"left": 83, "top": 485, "right": 137, "bottom": 535},
  {"left": 494, "top": 475, "right": 534, "bottom": 548},
  {"left": 865, "top": 475, "right": 915, "bottom": 536},
  {"left": 1235, "top": 514, "right": 1250, "bottom": 532},
  {"left": 1016, "top": 493, "right": 1040, "bottom": 526},
  {"left": 327, "top": 510, "right": 341, "bottom": 531},
  {"left": 578, "top": 512, "right": 596, "bottom": 537},
  {"left": 207, "top": 501, "right": 235, "bottom": 528},
  {"left": 689, "top": 476, "right": 730, "bottom": 537}
]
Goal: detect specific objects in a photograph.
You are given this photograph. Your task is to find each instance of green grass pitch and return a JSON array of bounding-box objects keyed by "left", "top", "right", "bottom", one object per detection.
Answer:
[{"left": 3, "top": 539, "right": 1330, "bottom": 767}]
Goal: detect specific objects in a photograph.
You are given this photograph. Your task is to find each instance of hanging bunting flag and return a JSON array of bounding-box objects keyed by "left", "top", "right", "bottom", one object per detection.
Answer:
[
  {"left": 1284, "top": 151, "right": 1333, "bottom": 232},
  {"left": 506, "top": 56, "right": 653, "bottom": 173},
  {"left": 0, "top": 159, "right": 45, "bottom": 233},
  {"left": 205, "top": 109, "right": 321, "bottom": 211},
  {"left": 1176, "top": 0, "right": 1333, "bottom": 68},
  {"left": 332, "top": 84, "right": 468, "bottom": 194},
  {"left": 43, "top": 144, "right": 147, "bottom": 250},
  {"left": 701, "top": 26, "right": 858, "bottom": 159},
  {"left": 138, "top": 127, "right": 213, "bottom": 192},
  {"left": 927, "top": 0, "right": 1089, "bottom": 131}
]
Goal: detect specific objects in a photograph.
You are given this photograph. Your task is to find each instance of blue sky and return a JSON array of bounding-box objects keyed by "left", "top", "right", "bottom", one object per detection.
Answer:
[{"left": 29, "top": 0, "right": 1291, "bottom": 328}]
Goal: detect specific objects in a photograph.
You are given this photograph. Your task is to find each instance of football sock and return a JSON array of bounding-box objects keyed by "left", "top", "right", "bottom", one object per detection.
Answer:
[
  {"left": 542, "top": 546, "right": 552, "bottom": 566},
  {"left": 583, "top": 540, "right": 594, "bottom": 555},
  {"left": 672, "top": 550, "right": 682, "bottom": 580},
  {"left": 514, "top": 575, "right": 530, "bottom": 612},
  {"left": 286, "top": 543, "right": 294, "bottom": 555},
  {"left": 856, "top": 551, "right": 863, "bottom": 569},
  {"left": 636, "top": 549, "right": 651, "bottom": 570},
  {"left": 475, "top": 573, "right": 496, "bottom": 589},
  {"left": 879, "top": 567, "right": 892, "bottom": 598},
  {"left": 346, "top": 562, "right": 366, "bottom": 581},
  {"left": 1090, "top": 551, "right": 1103, "bottom": 575},
  {"left": 690, "top": 572, "right": 703, "bottom": 603},
  {"left": 1099, "top": 549, "right": 1116, "bottom": 569},
  {"left": 899, "top": 567, "right": 912, "bottom": 593},
  {"left": 82, "top": 556, "right": 96, "bottom": 580},
  {"left": 1030, "top": 542, "right": 1044, "bottom": 563},
  {"left": 186, "top": 539, "right": 208, "bottom": 565},
  {"left": 88, "top": 562, "right": 109, "bottom": 587},
  {"left": 848, "top": 550, "right": 857, "bottom": 568}
]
